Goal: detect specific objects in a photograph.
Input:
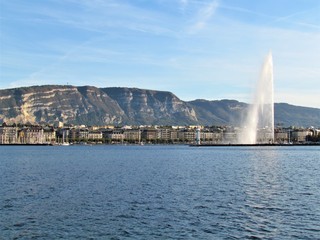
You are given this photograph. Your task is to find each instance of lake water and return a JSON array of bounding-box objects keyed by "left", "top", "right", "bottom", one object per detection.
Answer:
[{"left": 1, "top": 145, "right": 319, "bottom": 239}]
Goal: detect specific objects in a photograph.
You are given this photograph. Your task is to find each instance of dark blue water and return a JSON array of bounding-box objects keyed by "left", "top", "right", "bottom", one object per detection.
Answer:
[{"left": 1, "top": 145, "right": 319, "bottom": 239}]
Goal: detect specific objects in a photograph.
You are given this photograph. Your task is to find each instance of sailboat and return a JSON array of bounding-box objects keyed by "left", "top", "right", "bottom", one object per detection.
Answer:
[{"left": 61, "top": 131, "right": 70, "bottom": 146}]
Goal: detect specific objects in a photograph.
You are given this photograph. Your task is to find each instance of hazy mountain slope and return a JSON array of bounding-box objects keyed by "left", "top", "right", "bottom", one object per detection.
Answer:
[
  {"left": 274, "top": 103, "right": 320, "bottom": 127},
  {"left": 188, "top": 99, "right": 247, "bottom": 126},
  {"left": 0, "top": 85, "right": 319, "bottom": 127},
  {"left": 102, "top": 87, "right": 198, "bottom": 125},
  {"left": 0, "top": 85, "right": 125, "bottom": 125}
]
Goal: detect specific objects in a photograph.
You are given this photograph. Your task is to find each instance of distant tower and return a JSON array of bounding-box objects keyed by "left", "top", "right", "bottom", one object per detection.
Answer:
[{"left": 195, "top": 127, "right": 201, "bottom": 145}]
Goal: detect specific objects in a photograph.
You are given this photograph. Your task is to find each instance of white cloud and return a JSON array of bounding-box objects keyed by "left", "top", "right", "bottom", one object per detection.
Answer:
[
  {"left": 188, "top": 0, "right": 219, "bottom": 33},
  {"left": 2, "top": 0, "right": 319, "bottom": 108}
]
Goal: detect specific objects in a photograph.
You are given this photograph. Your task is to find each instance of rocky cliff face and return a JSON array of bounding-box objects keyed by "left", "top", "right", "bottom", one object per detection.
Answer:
[
  {"left": 0, "top": 85, "right": 198, "bottom": 125},
  {"left": 0, "top": 85, "right": 319, "bottom": 126},
  {"left": 0, "top": 85, "right": 125, "bottom": 125},
  {"left": 102, "top": 88, "right": 198, "bottom": 125}
]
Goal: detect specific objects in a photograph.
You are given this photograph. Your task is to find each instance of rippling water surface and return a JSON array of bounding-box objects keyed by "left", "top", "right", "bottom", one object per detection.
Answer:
[{"left": 1, "top": 145, "right": 320, "bottom": 239}]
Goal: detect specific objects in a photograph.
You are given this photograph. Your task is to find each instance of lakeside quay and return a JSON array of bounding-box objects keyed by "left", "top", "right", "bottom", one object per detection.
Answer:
[
  {"left": 1, "top": 142, "right": 319, "bottom": 147},
  {"left": 1, "top": 123, "right": 320, "bottom": 145},
  {"left": 190, "top": 143, "right": 320, "bottom": 147}
]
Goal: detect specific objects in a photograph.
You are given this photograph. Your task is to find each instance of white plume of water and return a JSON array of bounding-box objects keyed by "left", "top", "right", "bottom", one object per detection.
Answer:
[{"left": 239, "top": 52, "right": 274, "bottom": 144}]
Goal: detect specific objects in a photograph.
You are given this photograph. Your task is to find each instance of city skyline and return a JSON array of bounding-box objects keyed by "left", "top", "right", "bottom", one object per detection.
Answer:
[{"left": 1, "top": 0, "right": 319, "bottom": 108}]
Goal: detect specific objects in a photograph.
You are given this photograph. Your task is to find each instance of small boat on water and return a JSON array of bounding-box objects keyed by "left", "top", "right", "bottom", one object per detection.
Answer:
[{"left": 61, "top": 130, "right": 70, "bottom": 146}]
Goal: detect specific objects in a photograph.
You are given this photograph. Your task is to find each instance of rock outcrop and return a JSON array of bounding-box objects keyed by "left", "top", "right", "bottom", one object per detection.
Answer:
[{"left": 0, "top": 85, "right": 319, "bottom": 127}]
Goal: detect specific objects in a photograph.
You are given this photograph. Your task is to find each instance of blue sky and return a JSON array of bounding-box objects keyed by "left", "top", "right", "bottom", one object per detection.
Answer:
[{"left": 1, "top": 0, "right": 319, "bottom": 107}]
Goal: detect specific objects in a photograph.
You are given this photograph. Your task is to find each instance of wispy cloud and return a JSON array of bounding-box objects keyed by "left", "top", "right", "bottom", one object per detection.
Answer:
[
  {"left": 188, "top": 0, "right": 219, "bottom": 33},
  {"left": 273, "top": 9, "right": 310, "bottom": 23},
  {"left": 270, "top": 7, "right": 320, "bottom": 30},
  {"left": 220, "top": 3, "right": 320, "bottom": 31},
  {"left": 1, "top": 0, "right": 319, "bottom": 107}
]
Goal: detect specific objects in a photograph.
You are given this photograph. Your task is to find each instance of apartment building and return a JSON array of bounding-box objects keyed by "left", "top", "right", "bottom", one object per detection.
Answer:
[{"left": 0, "top": 125, "right": 18, "bottom": 144}]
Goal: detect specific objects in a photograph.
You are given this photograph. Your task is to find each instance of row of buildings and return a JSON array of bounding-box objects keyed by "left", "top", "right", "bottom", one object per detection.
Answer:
[{"left": 0, "top": 123, "right": 319, "bottom": 145}]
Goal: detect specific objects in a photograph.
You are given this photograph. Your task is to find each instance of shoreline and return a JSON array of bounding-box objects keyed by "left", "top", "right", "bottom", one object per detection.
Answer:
[
  {"left": 190, "top": 143, "right": 320, "bottom": 147},
  {"left": 0, "top": 143, "right": 53, "bottom": 146},
  {"left": 0, "top": 142, "right": 319, "bottom": 146}
]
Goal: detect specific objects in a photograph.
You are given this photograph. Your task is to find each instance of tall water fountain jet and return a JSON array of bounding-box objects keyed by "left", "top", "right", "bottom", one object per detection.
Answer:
[{"left": 239, "top": 52, "right": 274, "bottom": 144}]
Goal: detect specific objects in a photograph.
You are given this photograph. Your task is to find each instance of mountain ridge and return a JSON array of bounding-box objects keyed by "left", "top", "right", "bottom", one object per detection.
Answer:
[{"left": 0, "top": 85, "right": 319, "bottom": 127}]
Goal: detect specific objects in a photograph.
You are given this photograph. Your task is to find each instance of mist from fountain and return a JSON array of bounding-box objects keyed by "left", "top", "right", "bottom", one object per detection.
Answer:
[{"left": 239, "top": 52, "right": 274, "bottom": 144}]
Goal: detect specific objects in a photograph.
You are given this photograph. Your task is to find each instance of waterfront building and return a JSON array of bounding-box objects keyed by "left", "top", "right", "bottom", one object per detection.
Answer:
[
  {"left": 78, "top": 129, "right": 89, "bottom": 140},
  {"left": 141, "top": 128, "right": 158, "bottom": 142},
  {"left": 223, "top": 131, "right": 237, "bottom": 144},
  {"left": 17, "top": 128, "right": 27, "bottom": 144},
  {"left": 69, "top": 128, "right": 77, "bottom": 141},
  {"left": 43, "top": 127, "right": 56, "bottom": 144},
  {"left": 159, "top": 128, "right": 171, "bottom": 141},
  {"left": 0, "top": 125, "right": 18, "bottom": 144},
  {"left": 211, "top": 132, "right": 223, "bottom": 143},
  {"left": 18, "top": 126, "right": 44, "bottom": 144},
  {"left": 274, "top": 130, "right": 288, "bottom": 143},
  {"left": 200, "top": 131, "right": 214, "bottom": 142},
  {"left": 76, "top": 128, "right": 88, "bottom": 140},
  {"left": 170, "top": 129, "right": 178, "bottom": 142},
  {"left": 88, "top": 131, "right": 103, "bottom": 141},
  {"left": 104, "top": 129, "right": 124, "bottom": 141},
  {"left": 177, "top": 129, "right": 195, "bottom": 142},
  {"left": 291, "top": 129, "right": 313, "bottom": 143},
  {"left": 1, "top": 123, "right": 319, "bottom": 145},
  {"left": 257, "top": 128, "right": 274, "bottom": 143},
  {"left": 123, "top": 129, "right": 141, "bottom": 142}
]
